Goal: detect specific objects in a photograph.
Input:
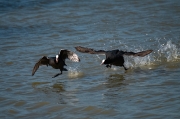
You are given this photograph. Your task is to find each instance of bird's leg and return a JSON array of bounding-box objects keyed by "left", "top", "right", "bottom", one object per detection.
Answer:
[
  {"left": 123, "top": 65, "right": 128, "bottom": 70},
  {"left": 63, "top": 61, "right": 67, "bottom": 66},
  {"left": 52, "top": 73, "right": 62, "bottom": 78},
  {"left": 52, "top": 70, "right": 62, "bottom": 78},
  {"left": 106, "top": 64, "right": 112, "bottom": 68}
]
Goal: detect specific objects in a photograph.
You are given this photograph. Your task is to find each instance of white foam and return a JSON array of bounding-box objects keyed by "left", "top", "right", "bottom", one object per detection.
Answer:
[
  {"left": 124, "top": 52, "right": 152, "bottom": 68},
  {"left": 158, "top": 40, "right": 179, "bottom": 62},
  {"left": 67, "top": 67, "right": 84, "bottom": 79}
]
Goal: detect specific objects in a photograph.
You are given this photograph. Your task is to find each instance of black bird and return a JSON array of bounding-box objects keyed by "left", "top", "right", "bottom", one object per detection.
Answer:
[
  {"left": 32, "top": 49, "right": 80, "bottom": 78},
  {"left": 75, "top": 46, "right": 152, "bottom": 70}
]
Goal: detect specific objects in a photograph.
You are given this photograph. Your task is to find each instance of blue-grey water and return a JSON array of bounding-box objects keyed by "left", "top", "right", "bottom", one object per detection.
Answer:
[{"left": 0, "top": 0, "right": 180, "bottom": 118}]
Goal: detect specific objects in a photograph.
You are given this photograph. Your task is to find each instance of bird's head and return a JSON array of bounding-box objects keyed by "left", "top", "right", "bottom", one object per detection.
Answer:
[{"left": 56, "top": 55, "right": 59, "bottom": 63}]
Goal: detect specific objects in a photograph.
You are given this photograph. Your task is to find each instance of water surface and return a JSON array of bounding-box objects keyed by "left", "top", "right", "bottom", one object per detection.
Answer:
[{"left": 0, "top": 0, "right": 180, "bottom": 118}]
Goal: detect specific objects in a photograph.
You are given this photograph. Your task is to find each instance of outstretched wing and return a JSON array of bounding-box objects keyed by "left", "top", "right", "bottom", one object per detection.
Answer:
[
  {"left": 75, "top": 46, "right": 106, "bottom": 55},
  {"left": 59, "top": 49, "right": 80, "bottom": 62},
  {"left": 123, "top": 50, "right": 153, "bottom": 57},
  {"left": 32, "top": 56, "right": 49, "bottom": 76}
]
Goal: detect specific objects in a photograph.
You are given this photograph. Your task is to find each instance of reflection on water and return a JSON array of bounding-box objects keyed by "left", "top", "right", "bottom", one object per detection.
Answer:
[
  {"left": 52, "top": 83, "right": 65, "bottom": 92},
  {"left": 106, "top": 74, "right": 126, "bottom": 88},
  {"left": 32, "top": 82, "right": 50, "bottom": 88},
  {"left": 32, "top": 82, "right": 65, "bottom": 93}
]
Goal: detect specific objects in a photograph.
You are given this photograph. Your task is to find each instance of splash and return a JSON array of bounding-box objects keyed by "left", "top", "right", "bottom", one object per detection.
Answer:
[
  {"left": 123, "top": 40, "right": 180, "bottom": 68},
  {"left": 124, "top": 52, "right": 152, "bottom": 69},
  {"left": 158, "top": 40, "right": 179, "bottom": 62},
  {"left": 67, "top": 67, "right": 84, "bottom": 79}
]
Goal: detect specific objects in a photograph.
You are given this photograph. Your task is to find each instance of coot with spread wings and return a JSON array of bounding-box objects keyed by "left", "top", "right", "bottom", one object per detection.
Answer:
[
  {"left": 75, "top": 46, "right": 152, "bottom": 70},
  {"left": 32, "top": 49, "right": 80, "bottom": 78}
]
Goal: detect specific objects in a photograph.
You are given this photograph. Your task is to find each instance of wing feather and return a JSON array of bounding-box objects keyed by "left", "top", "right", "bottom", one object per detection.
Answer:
[
  {"left": 59, "top": 49, "right": 80, "bottom": 62},
  {"left": 32, "top": 56, "right": 49, "bottom": 76},
  {"left": 75, "top": 46, "right": 106, "bottom": 55},
  {"left": 123, "top": 50, "right": 153, "bottom": 57}
]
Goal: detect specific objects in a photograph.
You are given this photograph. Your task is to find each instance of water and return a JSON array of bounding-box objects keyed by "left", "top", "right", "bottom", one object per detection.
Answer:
[{"left": 0, "top": 0, "right": 180, "bottom": 118}]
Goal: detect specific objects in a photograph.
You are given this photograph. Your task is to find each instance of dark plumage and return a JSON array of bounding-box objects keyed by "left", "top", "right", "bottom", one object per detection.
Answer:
[
  {"left": 32, "top": 49, "right": 80, "bottom": 78},
  {"left": 75, "top": 46, "right": 152, "bottom": 70}
]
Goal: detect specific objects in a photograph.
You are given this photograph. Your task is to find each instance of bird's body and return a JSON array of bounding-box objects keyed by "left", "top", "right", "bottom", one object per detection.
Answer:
[
  {"left": 75, "top": 46, "right": 152, "bottom": 70},
  {"left": 32, "top": 49, "right": 80, "bottom": 78},
  {"left": 47, "top": 56, "right": 66, "bottom": 69},
  {"left": 101, "top": 50, "right": 125, "bottom": 69}
]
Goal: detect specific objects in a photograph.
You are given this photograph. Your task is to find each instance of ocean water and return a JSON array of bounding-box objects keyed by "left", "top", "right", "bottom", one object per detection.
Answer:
[{"left": 0, "top": 0, "right": 180, "bottom": 118}]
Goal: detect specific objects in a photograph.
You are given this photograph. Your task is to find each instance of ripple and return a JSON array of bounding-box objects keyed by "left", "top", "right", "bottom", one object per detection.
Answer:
[
  {"left": 26, "top": 102, "right": 49, "bottom": 110},
  {"left": 14, "top": 100, "right": 26, "bottom": 107},
  {"left": 0, "top": 0, "right": 180, "bottom": 119}
]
